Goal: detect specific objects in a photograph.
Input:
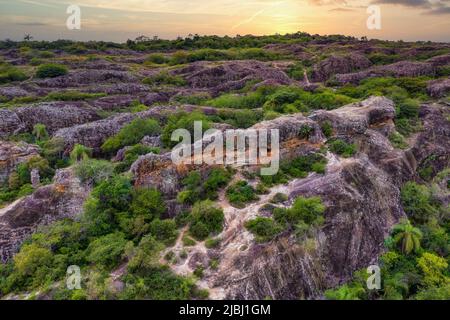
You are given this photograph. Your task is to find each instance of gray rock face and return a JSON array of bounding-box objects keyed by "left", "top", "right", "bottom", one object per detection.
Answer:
[
  {"left": 0, "top": 86, "right": 29, "bottom": 100},
  {"left": 0, "top": 168, "right": 90, "bottom": 262},
  {"left": 35, "top": 70, "right": 138, "bottom": 88},
  {"left": 427, "top": 77, "right": 450, "bottom": 98},
  {"left": 0, "top": 141, "right": 39, "bottom": 184},
  {"left": 173, "top": 61, "right": 292, "bottom": 96},
  {"left": 335, "top": 61, "right": 436, "bottom": 84},
  {"left": 311, "top": 96, "right": 396, "bottom": 136},
  {"left": 0, "top": 101, "right": 100, "bottom": 138},
  {"left": 311, "top": 53, "right": 372, "bottom": 82},
  {"left": 92, "top": 95, "right": 135, "bottom": 110},
  {"left": 52, "top": 106, "right": 175, "bottom": 154},
  {"left": 215, "top": 100, "right": 450, "bottom": 300}
]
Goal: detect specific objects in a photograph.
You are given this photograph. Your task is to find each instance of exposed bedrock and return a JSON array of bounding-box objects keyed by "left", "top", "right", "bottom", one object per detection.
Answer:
[
  {"left": 0, "top": 140, "right": 40, "bottom": 184},
  {"left": 0, "top": 101, "right": 100, "bottom": 138},
  {"left": 427, "top": 77, "right": 450, "bottom": 98},
  {"left": 335, "top": 61, "right": 436, "bottom": 85},
  {"left": 171, "top": 60, "right": 292, "bottom": 96},
  {"left": 311, "top": 53, "right": 372, "bottom": 82},
  {"left": 0, "top": 168, "right": 90, "bottom": 263}
]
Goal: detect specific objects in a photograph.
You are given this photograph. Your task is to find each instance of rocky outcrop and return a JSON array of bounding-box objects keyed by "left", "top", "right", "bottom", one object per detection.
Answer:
[
  {"left": 0, "top": 86, "right": 29, "bottom": 100},
  {"left": 0, "top": 141, "right": 39, "bottom": 184},
  {"left": 35, "top": 70, "right": 138, "bottom": 88},
  {"left": 427, "top": 77, "right": 450, "bottom": 98},
  {"left": 335, "top": 61, "right": 436, "bottom": 85},
  {"left": 0, "top": 101, "right": 100, "bottom": 138},
  {"left": 173, "top": 61, "right": 292, "bottom": 96},
  {"left": 0, "top": 168, "right": 90, "bottom": 262},
  {"left": 311, "top": 54, "right": 372, "bottom": 82}
]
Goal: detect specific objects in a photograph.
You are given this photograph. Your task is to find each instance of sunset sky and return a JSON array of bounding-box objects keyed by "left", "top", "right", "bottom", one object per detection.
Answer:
[{"left": 0, "top": 0, "right": 449, "bottom": 42}]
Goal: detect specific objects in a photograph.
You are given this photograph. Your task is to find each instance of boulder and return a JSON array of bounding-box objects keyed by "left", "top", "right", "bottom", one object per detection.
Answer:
[
  {"left": 0, "top": 168, "right": 90, "bottom": 262},
  {"left": 0, "top": 141, "right": 39, "bottom": 184},
  {"left": 311, "top": 53, "right": 372, "bottom": 82}
]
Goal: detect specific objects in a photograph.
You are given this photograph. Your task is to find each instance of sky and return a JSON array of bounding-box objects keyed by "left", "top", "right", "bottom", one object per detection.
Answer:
[{"left": 0, "top": 0, "right": 449, "bottom": 42}]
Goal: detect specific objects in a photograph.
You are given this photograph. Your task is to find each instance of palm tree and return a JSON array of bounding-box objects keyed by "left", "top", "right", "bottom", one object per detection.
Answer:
[
  {"left": 392, "top": 219, "right": 422, "bottom": 254},
  {"left": 70, "top": 144, "right": 92, "bottom": 163}
]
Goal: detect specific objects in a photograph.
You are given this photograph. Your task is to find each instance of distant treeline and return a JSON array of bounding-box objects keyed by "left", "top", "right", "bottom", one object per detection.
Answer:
[{"left": 0, "top": 32, "right": 364, "bottom": 52}]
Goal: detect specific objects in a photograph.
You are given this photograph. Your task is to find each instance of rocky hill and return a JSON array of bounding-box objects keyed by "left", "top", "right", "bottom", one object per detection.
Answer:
[{"left": 0, "top": 33, "right": 448, "bottom": 300}]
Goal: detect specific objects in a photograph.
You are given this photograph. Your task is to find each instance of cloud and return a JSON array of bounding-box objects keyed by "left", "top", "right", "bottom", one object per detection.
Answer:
[{"left": 372, "top": 0, "right": 450, "bottom": 14}]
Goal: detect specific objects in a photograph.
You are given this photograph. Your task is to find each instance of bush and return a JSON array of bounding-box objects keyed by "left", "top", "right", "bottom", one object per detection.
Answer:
[
  {"left": 205, "top": 237, "right": 221, "bottom": 249},
  {"left": 327, "top": 139, "right": 356, "bottom": 158},
  {"left": 389, "top": 132, "right": 408, "bottom": 149},
  {"left": 401, "top": 182, "right": 439, "bottom": 224},
  {"left": 244, "top": 217, "right": 283, "bottom": 242},
  {"left": 289, "top": 196, "right": 326, "bottom": 225},
  {"left": 74, "top": 158, "right": 114, "bottom": 185},
  {"left": 70, "top": 144, "right": 92, "bottom": 163},
  {"left": 114, "top": 144, "right": 159, "bottom": 173},
  {"left": 149, "top": 219, "right": 178, "bottom": 246},
  {"left": 101, "top": 118, "right": 161, "bottom": 154},
  {"left": 226, "top": 180, "right": 258, "bottom": 208},
  {"left": 146, "top": 53, "right": 169, "bottom": 64},
  {"left": 270, "top": 193, "right": 288, "bottom": 204},
  {"left": 131, "top": 188, "right": 166, "bottom": 220},
  {"left": 142, "top": 72, "right": 186, "bottom": 86},
  {"left": 0, "top": 64, "right": 27, "bottom": 84},
  {"left": 35, "top": 63, "right": 68, "bottom": 78},
  {"left": 161, "top": 111, "right": 211, "bottom": 148},
  {"left": 189, "top": 200, "right": 224, "bottom": 240},
  {"left": 86, "top": 232, "right": 129, "bottom": 269},
  {"left": 46, "top": 91, "right": 105, "bottom": 101}
]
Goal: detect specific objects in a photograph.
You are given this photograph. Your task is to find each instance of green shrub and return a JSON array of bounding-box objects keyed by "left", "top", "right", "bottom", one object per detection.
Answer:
[
  {"left": 0, "top": 64, "right": 27, "bottom": 84},
  {"left": 244, "top": 217, "right": 283, "bottom": 242},
  {"left": 327, "top": 139, "right": 356, "bottom": 158},
  {"left": 35, "top": 63, "right": 68, "bottom": 78},
  {"left": 389, "top": 132, "right": 408, "bottom": 149},
  {"left": 86, "top": 232, "right": 129, "bottom": 269},
  {"left": 189, "top": 200, "right": 224, "bottom": 240},
  {"left": 161, "top": 111, "right": 211, "bottom": 148},
  {"left": 270, "top": 192, "right": 288, "bottom": 204},
  {"left": 131, "top": 188, "right": 166, "bottom": 220},
  {"left": 74, "top": 158, "right": 114, "bottom": 185},
  {"left": 226, "top": 180, "right": 258, "bottom": 208},
  {"left": 70, "top": 144, "right": 92, "bottom": 163},
  {"left": 146, "top": 53, "right": 169, "bottom": 64},
  {"left": 45, "top": 91, "right": 105, "bottom": 101},
  {"left": 101, "top": 118, "right": 161, "bottom": 154},
  {"left": 182, "top": 235, "right": 196, "bottom": 246},
  {"left": 401, "top": 182, "right": 439, "bottom": 224},
  {"left": 142, "top": 72, "right": 186, "bottom": 86},
  {"left": 289, "top": 196, "right": 326, "bottom": 225},
  {"left": 321, "top": 121, "right": 333, "bottom": 138},
  {"left": 149, "top": 219, "right": 178, "bottom": 246},
  {"left": 114, "top": 144, "right": 159, "bottom": 173},
  {"left": 205, "top": 237, "right": 221, "bottom": 249}
]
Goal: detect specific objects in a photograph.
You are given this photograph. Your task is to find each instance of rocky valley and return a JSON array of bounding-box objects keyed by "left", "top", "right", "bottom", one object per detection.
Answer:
[{"left": 0, "top": 33, "right": 448, "bottom": 300}]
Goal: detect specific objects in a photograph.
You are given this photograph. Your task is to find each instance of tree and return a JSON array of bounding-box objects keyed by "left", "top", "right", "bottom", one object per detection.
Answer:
[
  {"left": 392, "top": 219, "right": 423, "bottom": 254},
  {"left": 32, "top": 124, "right": 48, "bottom": 141},
  {"left": 70, "top": 144, "right": 92, "bottom": 163},
  {"left": 416, "top": 252, "right": 449, "bottom": 287},
  {"left": 401, "top": 182, "right": 439, "bottom": 223},
  {"left": 190, "top": 200, "right": 224, "bottom": 240}
]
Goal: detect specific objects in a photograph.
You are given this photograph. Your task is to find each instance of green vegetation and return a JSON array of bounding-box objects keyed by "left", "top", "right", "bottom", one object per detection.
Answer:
[
  {"left": 207, "top": 86, "right": 355, "bottom": 115},
  {"left": 389, "top": 132, "right": 409, "bottom": 149},
  {"left": 45, "top": 91, "right": 105, "bottom": 101},
  {"left": 177, "top": 167, "right": 233, "bottom": 204},
  {"left": 101, "top": 118, "right": 161, "bottom": 154},
  {"left": 189, "top": 200, "right": 224, "bottom": 240},
  {"left": 260, "top": 153, "right": 327, "bottom": 187},
  {"left": 244, "top": 217, "right": 283, "bottom": 242},
  {"left": 161, "top": 111, "right": 211, "bottom": 148},
  {"left": 35, "top": 63, "right": 68, "bottom": 78},
  {"left": 326, "top": 179, "right": 449, "bottom": 300},
  {"left": 0, "top": 63, "right": 27, "bottom": 84},
  {"left": 327, "top": 139, "right": 357, "bottom": 158},
  {"left": 142, "top": 72, "right": 186, "bottom": 86},
  {"left": 226, "top": 180, "right": 258, "bottom": 208},
  {"left": 114, "top": 144, "right": 160, "bottom": 173},
  {"left": 246, "top": 196, "right": 326, "bottom": 243}
]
